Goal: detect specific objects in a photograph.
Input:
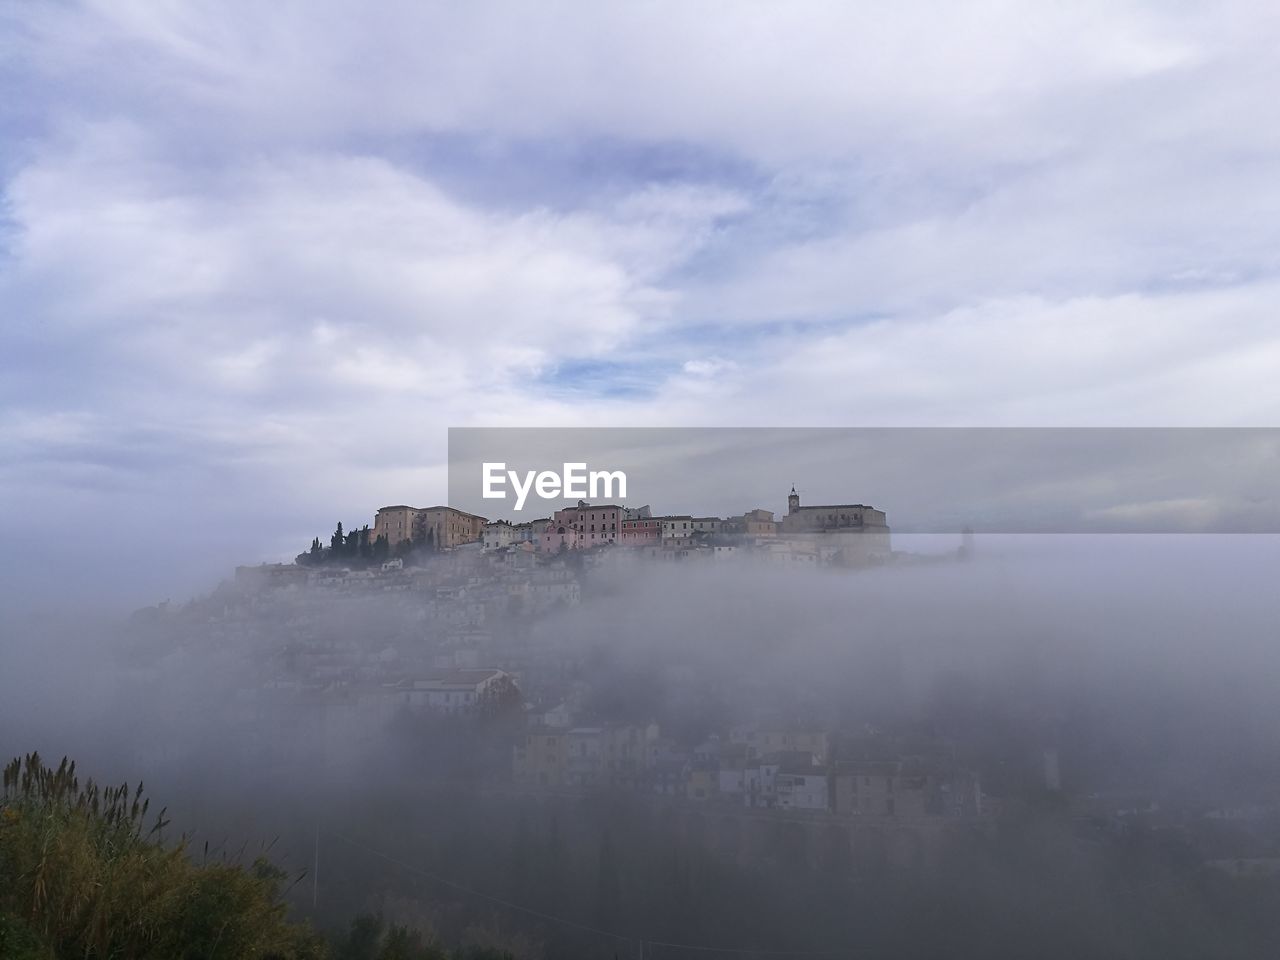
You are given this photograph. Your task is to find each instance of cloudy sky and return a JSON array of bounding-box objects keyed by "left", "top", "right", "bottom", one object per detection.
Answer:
[{"left": 3, "top": 1, "right": 1280, "bottom": 603}]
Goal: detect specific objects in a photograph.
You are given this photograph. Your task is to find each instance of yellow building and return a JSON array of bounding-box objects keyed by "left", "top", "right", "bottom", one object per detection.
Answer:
[
  {"left": 687, "top": 765, "right": 717, "bottom": 801},
  {"left": 735, "top": 729, "right": 830, "bottom": 764},
  {"left": 514, "top": 729, "right": 566, "bottom": 788},
  {"left": 372, "top": 505, "right": 420, "bottom": 547},
  {"left": 372, "top": 504, "right": 486, "bottom": 549},
  {"left": 780, "top": 488, "right": 888, "bottom": 534},
  {"left": 416, "top": 506, "right": 486, "bottom": 549},
  {"left": 741, "top": 508, "right": 777, "bottom": 537}
]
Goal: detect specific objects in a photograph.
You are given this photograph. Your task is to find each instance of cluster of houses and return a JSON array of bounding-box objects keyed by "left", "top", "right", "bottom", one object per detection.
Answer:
[
  {"left": 227, "top": 542, "right": 985, "bottom": 826},
  {"left": 216, "top": 486, "right": 993, "bottom": 826},
  {"left": 415, "top": 487, "right": 893, "bottom": 567},
  {"left": 513, "top": 718, "right": 984, "bottom": 821},
  {"left": 239, "top": 542, "right": 582, "bottom": 618}
]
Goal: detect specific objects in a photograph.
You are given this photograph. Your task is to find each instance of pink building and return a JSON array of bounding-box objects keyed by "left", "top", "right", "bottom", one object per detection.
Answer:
[
  {"left": 620, "top": 517, "right": 661, "bottom": 546},
  {"left": 541, "top": 509, "right": 578, "bottom": 553},
  {"left": 540, "top": 502, "right": 624, "bottom": 552},
  {"left": 574, "top": 503, "right": 622, "bottom": 548}
]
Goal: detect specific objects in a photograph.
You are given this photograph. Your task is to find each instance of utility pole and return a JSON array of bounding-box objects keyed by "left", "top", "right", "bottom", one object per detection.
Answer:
[{"left": 312, "top": 821, "right": 319, "bottom": 910}]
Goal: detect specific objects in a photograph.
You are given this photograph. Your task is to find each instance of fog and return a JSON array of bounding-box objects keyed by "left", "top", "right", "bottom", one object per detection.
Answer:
[{"left": 3, "top": 535, "right": 1279, "bottom": 957}]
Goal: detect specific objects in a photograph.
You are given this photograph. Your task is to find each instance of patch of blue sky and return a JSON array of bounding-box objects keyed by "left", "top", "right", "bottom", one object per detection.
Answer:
[
  {"left": 668, "top": 312, "right": 888, "bottom": 348},
  {"left": 530, "top": 356, "right": 675, "bottom": 401},
  {"left": 367, "top": 130, "right": 766, "bottom": 213}
]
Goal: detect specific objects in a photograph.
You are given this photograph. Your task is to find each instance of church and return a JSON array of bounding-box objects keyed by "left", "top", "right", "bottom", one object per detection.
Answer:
[
  {"left": 778, "top": 487, "right": 889, "bottom": 534},
  {"left": 776, "top": 487, "right": 891, "bottom": 565}
]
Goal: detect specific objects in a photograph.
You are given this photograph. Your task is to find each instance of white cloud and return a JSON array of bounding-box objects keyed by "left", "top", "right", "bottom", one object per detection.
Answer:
[
  {"left": 4, "top": 121, "right": 744, "bottom": 407},
  {"left": 4, "top": 0, "right": 1280, "bottom": 601},
  {"left": 9, "top": 0, "right": 1224, "bottom": 163},
  {"left": 645, "top": 285, "right": 1280, "bottom": 427},
  {"left": 681, "top": 358, "right": 737, "bottom": 379}
]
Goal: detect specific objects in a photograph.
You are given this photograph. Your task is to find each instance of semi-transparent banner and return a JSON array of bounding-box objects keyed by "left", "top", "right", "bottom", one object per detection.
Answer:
[{"left": 447, "top": 427, "right": 1280, "bottom": 533}]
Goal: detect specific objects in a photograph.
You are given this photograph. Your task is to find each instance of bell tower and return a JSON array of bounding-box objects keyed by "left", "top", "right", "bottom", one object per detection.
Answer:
[{"left": 788, "top": 486, "right": 800, "bottom": 515}]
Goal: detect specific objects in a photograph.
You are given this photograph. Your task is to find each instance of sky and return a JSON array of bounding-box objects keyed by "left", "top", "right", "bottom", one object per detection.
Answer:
[{"left": 3, "top": 1, "right": 1280, "bottom": 605}]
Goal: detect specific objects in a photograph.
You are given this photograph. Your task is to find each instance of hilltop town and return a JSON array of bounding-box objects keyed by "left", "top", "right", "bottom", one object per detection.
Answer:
[
  {"left": 126, "top": 484, "right": 1262, "bottom": 883},
  {"left": 302, "top": 486, "right": 895, "bottom": 572},
  {"left": 141, "top": 486, "right": 998, "bottom": 869}
]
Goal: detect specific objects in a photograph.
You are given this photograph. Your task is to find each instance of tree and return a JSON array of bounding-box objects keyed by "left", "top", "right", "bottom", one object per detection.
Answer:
[
  {"left": 332, "top": 914, "right": 448, "bottom": 960},
  {"left": 331, "top": 522, "right": 346, "bottom": 555},
  {"left": 297, "top": 537, "right": 325, "bottom": 567},
  {"left": 477, "top": 674, "right": 523, "bottom": 723}
]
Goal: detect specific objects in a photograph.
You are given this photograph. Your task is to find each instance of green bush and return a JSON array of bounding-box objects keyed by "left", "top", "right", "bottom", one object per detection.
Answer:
[{"left": 0, "top": 753, "right": 324, "bottom": 960}]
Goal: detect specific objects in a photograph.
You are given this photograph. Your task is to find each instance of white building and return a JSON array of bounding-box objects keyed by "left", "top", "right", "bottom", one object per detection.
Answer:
[
  {"left": 483, "top": 520, "right": 514, "bottom": 550},
  {"left": 775, "top": 767, "right": 829, "bottom": 811},
  {"left": 661, "top": 517, "right": 694, "bottom": 541},
  {"left": 391, "top": 669, "right": 513, "bottom": 715}
]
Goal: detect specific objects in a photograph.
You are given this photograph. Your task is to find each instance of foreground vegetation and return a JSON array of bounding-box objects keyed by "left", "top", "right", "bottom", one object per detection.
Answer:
[
  {"left": 0, "top": 752, "right": 324, "bottom": 959},
  {"left": 0, "top": 754, "right": 512, "bottom": 960}
]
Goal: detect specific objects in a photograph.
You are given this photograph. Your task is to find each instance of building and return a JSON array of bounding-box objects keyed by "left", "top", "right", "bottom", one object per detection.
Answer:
[
  {"left": 831, "top": 759, "right": 982, "bottom": 818},
  {"left": 539, "top": 701, "right": 574, "bottom": 728},
  {"left": 417, "top": 506, "right": 486, "bottom": 549},
  {"left": 514, "top": 728, "right": 567, "bottom": 788},
  {"left": 726, "top": 508, "right": 776, "bottom": 538},
  {"left": 555, "top": 724, "right": 659, "bottom": 790},
  {"left": 687, "top": 763, "right": 718, "bottom": 802},
  {"left": 575, "top": 504, "right": 623, "bottom": 548},
  {"left": 373, "top": 505, "right": 487, "bottom": 549},
  {"left": 760, "top": 539, "right": 821, "bottom": 565},
  {"left": 541, "top": 510, "right": 578, "bottom": 553},
  {"left": 690, "top": 517, "right": 723, "bottom": 537},
  {"left": 832, "top": 760, "right": 900, "bottom": 817},
  {"left": 661, "top": 516, "right": 694, "bottom": 541},
  {"left": 513, "top": 518, "right": 551, "bottom": 544},
  {"left": 540, "top": 502, "right": 625, "bottom": 552},
  {"left": 620, "top": 517, "right": 662, "bottom": 546},
  {"left": 524, "top": 568, "right": 581, "bottom": 609},
  {"left": 236, "top": 563, "right": 309, "bottom": 589},
  {"left": 483, "top": 520, "right": 514, "bottom": 550},
  {"left": 373, "top": 505, "right": 420, "bottom": 547},
  {"left": 777, "top": 489, "right": 891, "bottom": 563},
  {"left": 775, "top": 764, "right": 830, "bottom": 811},
  {"left": 389, "top": 669, "right": 514, "bottom": 716},
  {"left": 778, "top": 488, "right": 888, "bottom": 535},
  {"left": 733, "top": 729, "right": 830, "bottom": 765}
]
